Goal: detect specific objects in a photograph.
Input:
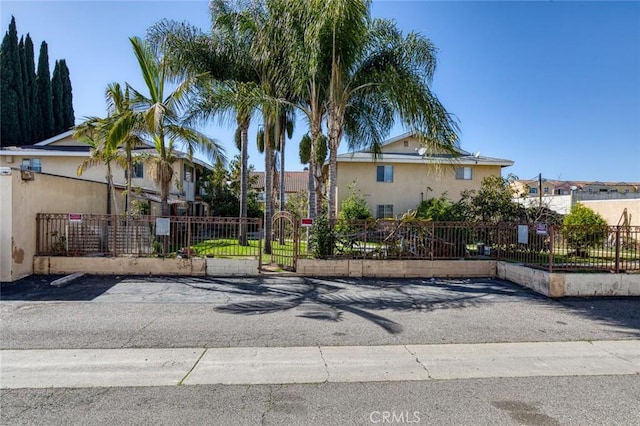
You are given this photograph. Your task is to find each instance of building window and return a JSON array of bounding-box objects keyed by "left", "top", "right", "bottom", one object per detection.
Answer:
[
  {"left": 543, "top": 187, "right": 550, "bottom": 194},
  {"left": 183, "top": 165, "right": 194, "bottom": 182},
  {"left": 455, "top": 167, "right": 472, "bottom": 180},
  {"left": 625, "top": 189, "right": 630, "bottom": 193},
  {"left": 376, "top": 204, "right": 393, "bottom": 219},
  {"left": 376, "top": 165, "right": 393, "bottom": 183},
  {"left": 529, "top": 187, "right": 538, "bottom": 194},
  {"left": 611, "top": 189, "right": 618, "bottom": 193},
  {"left": 125, "top": 163, "right": 144, "bottom": 179},
  {"left": 21, "top": 158, "right": 41, "bottom": 172}
]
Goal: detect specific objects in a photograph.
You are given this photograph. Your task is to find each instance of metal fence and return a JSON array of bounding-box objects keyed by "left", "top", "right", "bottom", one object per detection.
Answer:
[
  {"left": 36, "top": 213, "right": 262, "bottom": 259},
  {"left": 36, "top": 213, "right": 640, "bottom": 273},
  {"left": 318, "top": 219, "right": 640, "bottom": 273}
]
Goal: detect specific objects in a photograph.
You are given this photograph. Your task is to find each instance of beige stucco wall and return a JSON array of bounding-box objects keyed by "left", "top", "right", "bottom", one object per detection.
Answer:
[
  {"left": 1, "top": 171, "right": 107, "bottom": 281},
  {"left": 0, "top": 172, "right": 13, "bottom": 282},
  {"left": 580, "top": 199, "right": 640, "bottom": 226},
  {"left": 336, "top": 162, "right": 503, "bottom": 216}
]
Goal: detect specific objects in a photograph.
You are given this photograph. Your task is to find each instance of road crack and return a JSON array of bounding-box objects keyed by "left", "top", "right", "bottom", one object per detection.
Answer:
[
  {"left": 120, "top": 317, "right": 159, "bottom": 348},
  {"left": 261, "top": 385, "right": 274, "bottom": 425},
  {"left": 177, "top": 348, "right": 207, "bottom": 386},
  {"left": 404, "top": 345, "right": 433, "bottom": 379},
  {"left": 318, "top": 346, "right": 330, "bottom": 383}
]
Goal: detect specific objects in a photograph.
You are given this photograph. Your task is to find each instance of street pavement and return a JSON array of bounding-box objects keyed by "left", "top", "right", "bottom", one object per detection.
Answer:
[{"left": 1, "top": 274, "right": 640, "bottom": 425}]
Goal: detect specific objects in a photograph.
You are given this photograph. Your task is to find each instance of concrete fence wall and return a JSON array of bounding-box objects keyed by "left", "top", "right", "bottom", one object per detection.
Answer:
[
  {"left": 29, "top": 256, "right": 640, "bottom": 298},
  {"left": 496, "top": 262, "right": 640, "bottom": 297},
  {"left": 297, "top": 259, "right": 496, "bottom": 278}
]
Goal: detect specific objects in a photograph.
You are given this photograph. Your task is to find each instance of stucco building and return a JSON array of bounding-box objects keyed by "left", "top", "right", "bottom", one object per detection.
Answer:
[{"left": 335, "top": 132, "right": 514, "bottom": 218}]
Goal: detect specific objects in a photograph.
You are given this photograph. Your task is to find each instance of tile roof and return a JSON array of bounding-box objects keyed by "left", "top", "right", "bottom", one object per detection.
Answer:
[{"left": 250, "top": 171, "right": 309, "bottom": 194}]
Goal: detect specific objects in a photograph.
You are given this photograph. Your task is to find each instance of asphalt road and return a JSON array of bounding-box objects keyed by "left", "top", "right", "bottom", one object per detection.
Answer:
[
  {"left": 2, "top": 376, "right": 639, "bottom": 425},
  {"left": 2, "top": 275, "right": 639, "bottom": 425},
  {"left": 1, "top": 275, "right": 639, "bottom": 349}
]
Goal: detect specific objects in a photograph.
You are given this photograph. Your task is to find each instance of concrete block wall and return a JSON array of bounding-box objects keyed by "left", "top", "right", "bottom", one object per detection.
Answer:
[
  {"left": 297, "top": 259, "right": 496, "bottom": 278},
  {"left": 34, "top": 256, "right": 206, "bottom": 276},
  {"left": 206, "top": 258, "right": 260, "bottom": 276},
  {"left": 496, "top": 262, "right": 640, "bottom": 297},
  {"left": 564, "top": 273, "right": 640, "bottom": 296}
]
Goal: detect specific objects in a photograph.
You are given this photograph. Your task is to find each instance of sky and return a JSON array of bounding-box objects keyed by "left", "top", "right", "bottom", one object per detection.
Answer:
[{"left": 2, "top": 0, "right": 639, "bottom": 183}]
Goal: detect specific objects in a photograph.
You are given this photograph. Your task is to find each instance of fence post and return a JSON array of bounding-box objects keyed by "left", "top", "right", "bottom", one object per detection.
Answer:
[
  {"left": 112, "top": 215, "right": 118, "bottom": 257},
  {"left": 36, "top": 214, "right": 41, "bottom": 256},
  {"left": 548, "top": 225, "right": 554, "bottom": 273},
  {"left": 614, "top": 226, "right": 621, "bottom": 273},
  {"left": 430, "top": 222, "right": 435, "bottom": 260},
  {"left": 496, "top": 223, "right": 501, "bottom": 260},
  {"left": 186, "top": 216, "right": 191, "bottom": 256}
]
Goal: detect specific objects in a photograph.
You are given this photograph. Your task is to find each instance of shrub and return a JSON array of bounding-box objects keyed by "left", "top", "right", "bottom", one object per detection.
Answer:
[
  {"left": 310, "top": 215, "right": 334, "bottom": 258},
  {"left": 562, "top": 203, "right": 608, "bottom": 254},
  {"left": 415, "top": 194, "right": 468, "bottom": 222},
  {"left": 337, "top": 182, "right": 372, "bottom": 235}
]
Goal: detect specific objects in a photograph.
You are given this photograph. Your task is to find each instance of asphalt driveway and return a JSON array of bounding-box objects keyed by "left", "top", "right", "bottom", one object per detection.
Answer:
[{"left": 1, "top": 275, "right": 639, "bottom": 349}]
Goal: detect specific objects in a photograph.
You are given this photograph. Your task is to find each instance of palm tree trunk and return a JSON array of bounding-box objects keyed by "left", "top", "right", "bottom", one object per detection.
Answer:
[
  {"left": 126, "top": 147, "right": 133, "bottom": 215},
  {"left": 275, "top": 116, "right": 286, "bottom": 245},
  {"left": 327, "top": 106, "right": 343, "bottom": 221},
  {"left": 263, "top": 121, "right": 273, "bottom": 255},
  {"left": 238, "top": 121, "right": 249, "bottom": 246}
]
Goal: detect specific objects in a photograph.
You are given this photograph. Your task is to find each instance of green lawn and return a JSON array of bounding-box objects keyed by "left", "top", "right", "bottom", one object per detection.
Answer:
[{"left": 191, "top": 238, "right": 306, "bottom": 261}]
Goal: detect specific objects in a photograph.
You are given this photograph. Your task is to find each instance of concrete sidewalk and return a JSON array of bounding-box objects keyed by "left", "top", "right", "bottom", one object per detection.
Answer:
[{"left": 2, "top": 340, "right": 639, "bottom": 389}]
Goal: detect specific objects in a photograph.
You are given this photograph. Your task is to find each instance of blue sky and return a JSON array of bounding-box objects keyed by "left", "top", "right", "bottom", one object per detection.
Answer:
[{"left": 2, "top": 0, "right": 639, "bottom": 182}]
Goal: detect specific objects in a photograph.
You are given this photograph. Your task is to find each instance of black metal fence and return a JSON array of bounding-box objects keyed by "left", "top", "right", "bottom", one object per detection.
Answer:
[{"left": 36, "top": 213, "right": 262, "bottom": 259}]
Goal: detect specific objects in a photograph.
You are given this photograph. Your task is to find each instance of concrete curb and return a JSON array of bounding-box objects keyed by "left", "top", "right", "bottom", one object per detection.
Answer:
[{"left": 2, "top": 340, "right": 639, "bottom": 389}]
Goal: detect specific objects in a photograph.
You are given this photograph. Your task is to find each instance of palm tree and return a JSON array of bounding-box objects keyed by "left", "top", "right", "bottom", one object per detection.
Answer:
[
  {"left": 73, "top": 118, "right": 123, "bottom": 215},
  {"left": 186, "top": 79, "right": 265, "bottom": 245},
  {"left": 148, "top": 4, "right": 267, "bottom": 245},
  {"left": 313, "top": 1, "right": 460, "bottom": 219},
  {"left": 111, "top": 36, "right": 225, "bottom": 216},
  {"left": 75, "top": 83, "right": 145, "bottom": 215}
]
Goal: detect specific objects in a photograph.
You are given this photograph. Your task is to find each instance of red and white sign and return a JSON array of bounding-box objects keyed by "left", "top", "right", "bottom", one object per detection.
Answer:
[
  {"left": 68, "top": 213, "right": 82, "bottom": 223},
  {"left": 301, "top": 218, "right": 313, "bottom": 227}
]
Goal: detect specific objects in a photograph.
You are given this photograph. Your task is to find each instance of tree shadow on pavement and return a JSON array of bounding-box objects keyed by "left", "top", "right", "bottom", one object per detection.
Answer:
[
  {"left": 558, "top": 297, "right": 640, "bottom": 337},
  {"left": 207, "top": 277, "right": 516, "bottom": 334}
]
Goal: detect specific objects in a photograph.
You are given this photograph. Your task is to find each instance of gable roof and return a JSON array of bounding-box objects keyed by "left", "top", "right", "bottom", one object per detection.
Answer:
[
  {"left": 336, "top": 132, "right": 513, "bottom": 167},
  {"left": 2, "top": 131, "right": 215, "bottom": 170}
]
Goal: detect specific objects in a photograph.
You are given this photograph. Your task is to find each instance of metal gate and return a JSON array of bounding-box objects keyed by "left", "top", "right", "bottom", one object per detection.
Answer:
[{"left": 266, "top": 211, "right": 299, "bottom": 271}]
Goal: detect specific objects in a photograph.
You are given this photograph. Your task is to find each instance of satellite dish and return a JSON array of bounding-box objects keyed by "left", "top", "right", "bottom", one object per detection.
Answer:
[
  {"left": 474, "top": 152, "right": 481, "bottom": 158},
  {"left": 417, "top": 147, "right": 427, "bottom": 156}
]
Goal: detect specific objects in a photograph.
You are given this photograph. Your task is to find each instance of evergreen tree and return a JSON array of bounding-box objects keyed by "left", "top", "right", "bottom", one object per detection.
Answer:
[
  {"left": 51, "top": 60, "right": 64, "bottom": 134},
  {"left": 36, "top": 41, "right": 54, "bottom": 139},
  {"left": 0, "top": 16, "right": 23, "bottom": 146},
  {"left": 18, "top": 36, "right": 28, "bottom": 144},
  {"left": 59, "top": 59, "right": 74, "bottom": 129},
  {"left": 24, "top": 34, "right": 38, "bottom": 144}
]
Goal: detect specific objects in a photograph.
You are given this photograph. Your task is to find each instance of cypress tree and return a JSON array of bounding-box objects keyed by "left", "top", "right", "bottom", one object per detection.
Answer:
[
  {"left": 51, "top": 60, "right": 64, "bottom": 134},
  {"left": 19, "top": 36, "right": 30, "bottom": 144},
  {"left": 24, "top": 34, "right": 38, "bottom": 144},
  {"left": 60, "top": 59, "right": 74, "bottom": 130},
  {"left": 0, "top": 16, "right": 23, "bottom": 146},
  {"left": 36, "top": 41, "right": 54, "bottom": 140}
]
